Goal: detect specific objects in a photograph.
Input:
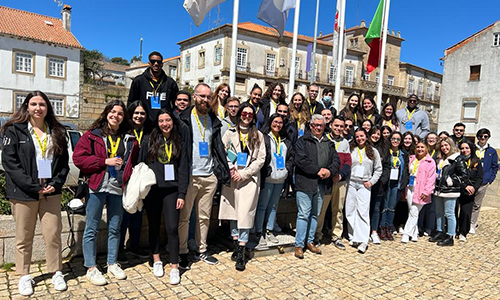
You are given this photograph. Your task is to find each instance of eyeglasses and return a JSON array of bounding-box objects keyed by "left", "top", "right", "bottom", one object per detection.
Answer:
[
  {"left": 310, "top": 123, "right": 325, "bottom": 128},
  {"left": 150, "top": 59, "right": 162, "bottom": 65},
  {"left": 391, "top": 138, "right": 401, "bottom": 141},
  {"left": 479, "top": 135, "right": 490, "bottom": 139},
  {"left": 227, "top": 105, "right": 239, "bottom": 110},
  {"left": 195, "top": 94, "right": 212, "bottom": 101},
  {"left": 241, "top": 112, "right": 254, "bottom": 118}
]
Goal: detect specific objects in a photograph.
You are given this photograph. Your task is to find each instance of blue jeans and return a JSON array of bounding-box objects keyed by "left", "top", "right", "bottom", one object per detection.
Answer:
[
  {"left": 370, "top": 194, "right": 384, "bottom": 231},
  {"left": 230, "top": 221, "right": 249, "bottom": 243},
  {"left": 380, "top": 184, "right": 400, "bottom": 227},
  {"left": 435, "top": 196, "right": 457, "bottom": 236},
  {"left": 255, "top": 182, "right": 284, "bottom": 234},
  {"left": 295, "top": 184, "right": 325, "bottom": 248},
  {"left": 83, "top": 192, "right": 124, "bottom": 268}
]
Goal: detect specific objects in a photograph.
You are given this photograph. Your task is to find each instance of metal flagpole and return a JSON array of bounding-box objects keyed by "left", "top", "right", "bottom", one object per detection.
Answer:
[
  {"left": 333, "top": 0, "right": 346, "bottom": 111},
  {"left": 310, "top": 0, "right": 320, "bottom": 84},
  {"left": 288, "top": 0, "right": 301, "bottom": 102},
  {"left": 376, "top": 0, "right": 390, "bottom": 110},
  {"left": 229, "top": 0, "right": 240, "bottom": 94}
]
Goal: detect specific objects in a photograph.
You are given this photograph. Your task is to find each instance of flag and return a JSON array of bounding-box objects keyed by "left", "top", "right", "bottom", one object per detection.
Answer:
[
  {"left": 364, "top": 0, "right": 384, "bottom": 73},
  {"left": 332, "top": 0, "right": 346, "bottom": 73},
  {"left": 257, "top": 0, "right": 296, "bottom": 37},
  {"left": 183, "top": 0, "right": 227, "bottom": 27},
  {"left": 306, "top": 44, "right": 312, "bottom": 72}
]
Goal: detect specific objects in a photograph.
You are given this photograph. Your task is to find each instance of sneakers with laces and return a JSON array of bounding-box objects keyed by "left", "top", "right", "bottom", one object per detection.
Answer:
[
  {"left": 357, "top": 242, "right": 368, "bottom": 254},
  {"left": 469, "top": 225, "right": 476, "bottom": 235},
  {"left": 86, "top": 267, "right": 107, "bottom": 286},
  {"left": 107, "top": 263, "right": 127, "bottom": 280},
  {"left": 195, "top": 252, "right": 219, "bottom": 265},
  {"left": 18, "top": 275, "right": 35, "bottom": 296},
  {"left": 333, "top": 238, "right": 346, "bottom": 250},
  {"left": 51, "top": 271, "right": 67, "bottom": 291},
  {"left": 255, "top": 234, "right": 268, "bottom": 250},
  {"left": 370, "top": 232, "right": 381, "bottom": 244},
  {"left": 459, "top": 234, "right": 467, "bottom": 242},
  {"left": 266, "top": 230, "right": 279, "bottom": 244},
  {"left": 153, "top": 261, "right": 164, "bottom": 277},
  {"left": 179, "top": 253, "right": 190, "bottom": 270},
  {"left": 170, "top": 268, "right": 180, "bottom": 285}
]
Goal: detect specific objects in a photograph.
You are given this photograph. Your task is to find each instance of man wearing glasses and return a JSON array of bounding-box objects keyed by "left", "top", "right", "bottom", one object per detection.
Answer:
[
  {"left": 470, "top": 128, "right": 499, "bottom": 234},
  {"left": 128, "top": 51, "right": 179, "bottom": 122},
  {"left": 306, "top": 84, "right": 324, "bottom": 116},
  {"left": 221, "top": 97, "right": 239, "bottom": 136},
  {"left": 395, "top": 94, "right": 430, "bottom": 138},
  {"left": 451, "top": 123, "right": 466, "bottom": 145}
]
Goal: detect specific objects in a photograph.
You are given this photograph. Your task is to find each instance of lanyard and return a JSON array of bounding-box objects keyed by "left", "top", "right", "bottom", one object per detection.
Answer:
[
  {"left": 307, "top": 99, "right": 315, "bottom": 115},
  {"left": 326, "top": 133, "right": 341, "bottom": 150},
  {"left": 297, "top": 112, "right": 301, "bottom": 130},
  {"left": 107, "top": 135, "right": 121, "bottom": 158},
  {"left": 134, "top": 128, "right": 143, "bottom": 146},
  {"left": 240, "top": 132, "right": 248, "bottom": 150},
  {"left": 33, "top": 124, "right": 48, "bottom": 158},
  {"left": 163, "top": 138, "right": 173, "bottom": 163},
  {"left": 193, "top": 109, "right": 207, "bottom": 142},
  {"left": 354, "top": 113, "right": 358, "bottom": 124},
  {"left": 385, "top": 119, "right": 392, "bottom": 127},
  {"left": 465, "top": 159, "right": 471, "bottom": 169},
  {"left": 272, "top": 100, "right": 278, "bottom": 111},
  {"left": 148, "top": 78, "right": 163, "bottom": 96},
  {"left": 431, "top": 149, "right": 436, "bottom": 157},
  {"left": 412, "top": 158, "right": 421, "bottom": 176},
  {"left": 365, "top": 114, "right": 373, "bottom": 121},
  {"left": 389, "top": 149, "right": 400, "bottom": 168},
  {"left": 438, "top": 160, "right": 445, "bottom": 170},
  {"left": 218, "top": 105, "right": 225, "bottom": 118},
  {"left": 476, "top": 149, "right": 485, "bottom": 160},
  {"left": 357, "top": 147, "right": 365, "bottom": 164},
  {"left": 406, "top": 108, "right": 416, "bottom": 122},
  {"left": 272, "top": 133, "right": 281, "bottom": 155}
]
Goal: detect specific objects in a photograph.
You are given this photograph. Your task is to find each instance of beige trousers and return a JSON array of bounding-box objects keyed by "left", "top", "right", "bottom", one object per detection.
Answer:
[{"left": 316, "top": 181, "right": 348, "bottom": 240}]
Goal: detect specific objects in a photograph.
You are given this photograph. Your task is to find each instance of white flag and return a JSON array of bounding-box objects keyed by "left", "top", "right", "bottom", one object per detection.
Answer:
[
  {"left": 257, "top": 0, "right": 296, "bottom": 37},
  {"left": 332, "top": 0, "right": 346, "bottom": 69},
  {"left": 183, "top": 0, "right": 227, "bottom": 27}
]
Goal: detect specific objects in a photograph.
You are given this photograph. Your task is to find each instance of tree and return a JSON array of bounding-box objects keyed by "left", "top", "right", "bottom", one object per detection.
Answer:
[
  {"left": 83, "top": 49, "right": 105, "bottom": 84},
  {"left": 130, "top": 55, "right": 142, "bottom": 64},
  {"left": 110, "top": 57, "right": 129, "bottom": 66}
]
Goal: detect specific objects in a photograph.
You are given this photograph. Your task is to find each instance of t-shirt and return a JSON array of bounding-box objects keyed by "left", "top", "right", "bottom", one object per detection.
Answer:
[{"left": 190, "top": 111, "right": 214, "bottom": 176}]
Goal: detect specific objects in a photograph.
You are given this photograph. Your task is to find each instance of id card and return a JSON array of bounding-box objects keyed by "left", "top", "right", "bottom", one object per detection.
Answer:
[
  {"left": 405, "top": 122, "right": 413, "bottom": 130},
  {"left": 436, "top": 169, "right": 441, "bottom": 180},
  {"left": 199, "top": 142, "right": 209, "bottom": 157},
  {"left": 237, "top": 152, "right": 248, "bottom": 167},
  {"left": 275, "top": 153, "right": 285, "bottom": 170},
  {"left": 354, "top": 166, "right": 365, "bottom": 177},
  {"left": 390, "top": 168, "right": 399, "bottom": 180},
  {"left": 298, "top": 129, "right": 304, "bottom": 137},
  {"left": 164, "top": 164, "right": 175, "bottom": 181},
  {"left": 409, "top": 175, "right": 415, "bottom": 186},
  {"left": 37, "top": 159, "right": 52, "bottom": 179},
  {"left": 151, "top": 95, "right": 161, "bottom": 109}
]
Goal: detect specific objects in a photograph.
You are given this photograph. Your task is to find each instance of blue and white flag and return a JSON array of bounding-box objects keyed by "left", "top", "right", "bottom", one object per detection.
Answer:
[
  {"left": 257, "top": 0, "right": 296, "bottom": 37},
  {"left": 184, "top": 0, "right": 227, "bottom": 27}
]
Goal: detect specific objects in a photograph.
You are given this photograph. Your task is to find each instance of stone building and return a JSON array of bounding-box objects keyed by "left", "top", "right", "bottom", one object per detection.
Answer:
[
  {"left": 125, "top": 55, "right": 180, "bottom": 89},
  {"left": 438, "top": 20, "right": 500, "bottom": 148}
]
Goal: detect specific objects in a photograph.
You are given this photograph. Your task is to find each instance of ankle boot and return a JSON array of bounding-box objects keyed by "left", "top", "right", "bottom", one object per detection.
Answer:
[
  {"left": 379, "top": 227, "right": 388, "bottom": 241},
  {"left": 429, "top": 231, "right": 445, "bottom": 243},
  {"left": 231, "top": 240, "right": 238, "bottom": 262},
  {"left": 437, "top": 234, "right": 454, "bottom": 246},
  {"left": 386, "top": 227, "right": 394, "bottom": 241},
  {"left": 235, "top": 245, "right": 246, "bottom": 271}
]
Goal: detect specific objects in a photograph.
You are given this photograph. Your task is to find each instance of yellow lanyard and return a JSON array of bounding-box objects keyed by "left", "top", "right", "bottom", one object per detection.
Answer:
[
  {"left": 327, "top": 133, "right": 341, "bottom": 150},
  {"left": 466, "top": 159, "right": 471, "bottom": 169},
  {"left": 297, "top": 112, "right": 301, "bottom": 130},
  {"left": 431, "top": 149, "right": 436, "bottom": 157},
  {"left": 148, "top": 78, "right": 163, "bottom": 96},
  {"left": 272, "top": 133, "right": 281, "bottom": 155},
  {"left": 385, "top": 119, "right": 392, "bottom": 127},
  {"left": 134, "top": 128, "right": 143, "bottom": 146},
  {"left": 476, "top": 149, "right": 485, "bottom": 160},
  {"left": 240, "top": 132, "right": 248, "bottom": 150},
  {"left": 107, "top": 135, "right": 121, "bottom": 158},
  {"left": 163, "top": 138, "right": 173, "bottom": 163},
  {"left": 307, "top": 99, "right": 315, "bottom": 115},
  {"left": 357, "top": 147, "right": 365, "bottom": 164},
  {"left": 406, "top": 108, "right": 416, "bottom": 122},
  {"left": 354, "top": 113, "right": 358, "bottom": 124},
  {"left": 365, "top": 114, "right": 373, "bottom": 121},
  {"left": 33, "top": 124, "right": 48, "bottom": 158},
  {"left": 412, "top": 158, "right": 421, "bottom": 176},
  {"left": 438, "top": 160, "right": 445, "bottom": 170},
  {"left": 218, "top": 105, "right": 225, "bottom": 118},
  {"left": 389, "top": 149, "right": 400, "bottom": 168},
  {"left": 272, "top": 100, "right": 278, "bottom": 111},
  {"left": 193, "top": 109, "right": 207, "bottom": 142}
]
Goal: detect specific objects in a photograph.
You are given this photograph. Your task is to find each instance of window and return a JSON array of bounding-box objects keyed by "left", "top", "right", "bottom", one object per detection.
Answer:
[
  {"left": 236, "top": 47, "right": 247, "bottom": 70},
  {"left": 49, "top": 97, "right": 64, "bottom": 116},
  {"left": 388, "top": 75, "right": 394, "bottom": 86},
  {"left": 408, "top": 79, "right": 414, "bottom": 94},
  {"left": 350, "top": 38, "right": 358, "bottom": 48},
  {"left": 329, "top": 64, "right": 335, "bottom": 83},
  {"left": 266, "top": 53, "right": 276, "bottom": 75},
  {"left": 469, "top": 65, "right": 481, "bottom": 81},
  {"left": 169, "top": 66, "right": 177, "bottom": 78},
  {"left": 185, "top": 54, "right": 191, "bottom": 71},
  {"left": 426, "top": 83, "right": 432, "bottom": 99},
  {"left": 48, "top": 57, "right": 65, "bottom": 78},
  {"left": 494, "top": 33, "right": 500, "bottom": 47},
  {"left": 345, "top": 66, "right": 354, "bottom": 86},
  {"left": 198, "top": 51, "right": 205, "bottom": 68},
  {"left": 434, "top": 85, "right": 440, "bottom": 100},
  {"left": 418, "top": 81, "right": 424, "bottom": 96},
  {"left": 363, "top": 72, "right": 370, "bottom": 81},
  {"left": 15, "top": 51, "right": 33, "bottom": 73},
  {"left": 294, "top": 56, "right": 300, "bottom": 77},
  {"left": 461, "top": 98, "right": 480, "bottom": 122},
  {"left": 376, "top": 72, "right": 380, "bottom": 83},
  {"left": 15, "top": 93, "right": 27, "bottom": 112},
  {"left": 214, "top": 46, "right": 222, "bottom": 64}
]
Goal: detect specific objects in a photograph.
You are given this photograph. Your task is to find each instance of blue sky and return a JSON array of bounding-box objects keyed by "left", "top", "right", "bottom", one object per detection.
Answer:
[{"left": 3, "top": 0, "right": 499, "bottom": 73}]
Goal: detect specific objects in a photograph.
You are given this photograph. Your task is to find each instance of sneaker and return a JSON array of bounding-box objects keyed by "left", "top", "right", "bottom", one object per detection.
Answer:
[
  {"left": 333, "top": 238, "right": 346, "bottom": 250},
  {"left": 179, "top": 253, "right": 190, "bottom": 270},
  {"left": 423, "top": 231, "right": 430, "bottom": 236},
  {"left": 469, "top": 226, "right": 476, "bottom": 235},
  {"left": 18, "top": 275, "right": 34, "bottom": 296},
  {"left": 411, "top": 235, "right": 418, "bottom": 242},
  {"left": 195, "top": 252, "right": 219, "bottom": 265},
  {"left": 370, "top": 232, "right": 381, "bottom": 244},
  {"left": 129, "top": 247, "right": 149, "bottom": 259},
  {"left": 51, "top": 271, "right": 67, "bottom": 291},
  {"left": 357, "top": 242, "right": 368, "bottom": 254},
  {"left": 153, "top": 261, "right": 164, "bottom": 277},
  {"left": 86, "top": 268, "right": 107, "bottom": 286},
  {"left": 170, "top": 268, "right": 180, "bottom": 285},
  {"left": 401, "top": 234, "right": 410, "bottom": 243},
  {"left": 349, "top": 240, "right": 360, "bottom": 248},
  {"left": 266, "top": 230, "right": 279, "bottom": 244},
  {"left": 256, "top": 235, "right": 268, "bottom": 250},
  {"left": 398, "top": 227, "right": 405, "bottom": 235},
  {"left": 459, "top": 234, "right": 467, "bottom": 242},
  {"left": 107, "top": 263, "right": 127, "bottom": 280},
  {"left": 117, "top": 251, "right": 129, "bottom": 264}
]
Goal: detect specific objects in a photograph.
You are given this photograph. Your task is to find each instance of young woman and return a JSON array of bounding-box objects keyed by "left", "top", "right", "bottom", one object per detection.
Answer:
[
  {"left": 255, "top": 114, "right": 294, "bottom": 248},
  {"left": 339, "top": 93, "right": 360, "bottom": 127},
  {"left": 359, "top": 96, "right": 381, "bottom": 127},
  {"left": 219, "top": 102, "right": 266, "bottom": 271},
  {"left": 425, "top": 132, "right": 439, "bottom": 160},
  {"left": 429, "top": 137, "right": 467, "bottom": 246},
  {"left": 139, "top": 109, "right": 188, "bottom": 284},
  {"left": 418, "top": 132, "right": 439, "bottom": 236},
  {"left": 438, "top": 131, "right": 450, "bottom": 142},
  {"left": 402, "top": 131, "right": 416, "bottom": 155},
  {"left": 288, "top": 92, "right": 310, "bottom": 138},
  {"left": 381, "top": 126, "right": 393, "bottom": 141},
  {"left": 345, "top": 128, "right": 383, "bottom": 253},
  {"left": 246, "top": 84, "right": 264, "bottom": 130},
  {"left": 379, "top": 103, "right": 399, "bottom": 131},
  {"left": 362, "top": 119, "right": 373, "bottom": 132},
  {"left": 211, "top": 83, "right": 231, "bottom": 119},
  {"left": 378, "top": 131, "right": 409, "bottom": 241},
  {"left": 2, "top": 91, "right": 69, "bottom": 296},
  {"left": 401, "top": 141, "right": 436, "bottom": 243},
  {"left": 74, "top": 100, "right": 138, "bottom": 286},
  {"left": 261, "top": 82, "right": 287, "bottom": 122},
  {"left": 456, "top": 140, "right": 483, "bottom": 241}
]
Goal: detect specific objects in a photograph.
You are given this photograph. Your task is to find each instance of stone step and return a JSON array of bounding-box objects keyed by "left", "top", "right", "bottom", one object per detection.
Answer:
[{"left": 217, "top": 232, "right": 296, "bottom": 258}]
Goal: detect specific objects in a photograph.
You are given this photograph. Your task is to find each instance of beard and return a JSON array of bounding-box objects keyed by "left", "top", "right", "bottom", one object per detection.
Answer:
[{"left": 195, "top": 100, "right": 210, "bottom": 115}]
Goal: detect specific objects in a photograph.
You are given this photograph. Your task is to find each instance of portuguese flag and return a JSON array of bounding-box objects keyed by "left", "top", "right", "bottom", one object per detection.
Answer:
[{"left": 365, "top": 0, "right": 385, "bottom": 74}]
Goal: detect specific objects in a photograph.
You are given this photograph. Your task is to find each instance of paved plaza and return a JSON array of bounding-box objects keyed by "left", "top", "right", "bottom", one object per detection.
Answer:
[{"left": 1, "top": 207, "right": 499, "bottom": 300}]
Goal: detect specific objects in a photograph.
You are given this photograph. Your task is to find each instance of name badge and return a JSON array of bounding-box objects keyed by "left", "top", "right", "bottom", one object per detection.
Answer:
[
  {"left": 409, "top": 175, "right": 415, "bottom": 186},
  {"left": 237, "top": 152, "right": 248, "bottom": 167},
  {"left": 298, "top": 129, "right": 304, "bottom": 137},
  {"left": 37, "top": 159, "right": 52, "bottom": 179},
  {"left": 436, "top": 169, "right": 441, "bottom": 180},
  {"left": 354, "top": 166, "right": 365, "bottom": 177},
  {"left": 199, "top": 141, "right": 209, "bottom": 157},
  {"left": 390, "top": 168, "right": 399, "bottom": 181},
  {"left": 275, "top": 153, "right": 285, "bottom": 170},
  {"left": 151, "top": 95, "right": 161, "bottom": 109},
  {"left": 405, "top": 122, "right": 413, "bottom": 130},
  {"left": 164, "top": 164, "right": 175, "bottom": 181}
]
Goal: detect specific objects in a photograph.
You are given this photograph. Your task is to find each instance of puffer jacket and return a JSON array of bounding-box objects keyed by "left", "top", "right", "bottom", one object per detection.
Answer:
[{"left": 434, "top": 152, "right": 468, "bottom": 198}]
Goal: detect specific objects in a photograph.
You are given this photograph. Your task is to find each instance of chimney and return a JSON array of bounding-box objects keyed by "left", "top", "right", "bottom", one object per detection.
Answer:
[
  {"left": 360, "top": 20, "right": 366, "bottom": 27},
  {"left": 391, "top": 29, "right": 395, "bottom": 35},
  {"left": 61, "top": 5, "right": 71, "bottom": 31},
  {"left": 397, "top": 31, "right": 401, "bottom": 38}
]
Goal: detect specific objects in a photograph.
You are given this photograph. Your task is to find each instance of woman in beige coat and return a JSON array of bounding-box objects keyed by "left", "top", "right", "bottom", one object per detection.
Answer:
[{"left": 219, "top": 102, "right": 266, "bottom": 271}]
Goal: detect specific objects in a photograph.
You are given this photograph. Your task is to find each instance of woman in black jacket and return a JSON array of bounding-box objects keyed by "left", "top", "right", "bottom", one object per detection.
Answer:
[
  {"left": 139, "top": 109, "right": 188, "bottom": 284},
  {"left": 456, "top": 140, "right": 483, "bottom": 242},
  {"left": 1, "top": 91, "right": 69, "bottom": 296}
]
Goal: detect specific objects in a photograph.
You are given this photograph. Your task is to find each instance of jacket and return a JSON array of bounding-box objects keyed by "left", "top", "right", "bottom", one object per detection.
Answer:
[
  {"left": 294, "top": 131, "right": 340, "bottom": 193},
  {"left": 2, "top": 122, "right": 69, "bottom": 201},
  {"left": 357, "top": 113, "right": 382, "bottom": 128},
  {"left": 389, "top": 148, "right": 410, "bottom": 190},
  {"left": 461, "top": 157, "right": 484, "bottom": 196},
  {"left": 395, "top": 107, "right": 430, "bottom": 138},
  {"left": 434, "top": 152, "right": 468, "bottom": 198},
  {"left": 373, "top": 146, "right": 391, "bottom": 197},
  {"left": 325, "top": 135, "right": 351, "bottom": 181},
  {"left": 73, "top": 129, "right": 139, "bottom": 191},
  {"left": 260, "top": 97, "right": 286, "bottom": 126},
  {"left": 407, "top": 154, "right": 436, "bottom": 205},
  {"left": 179, "top": 106, "right": 230, "bottom": 185},
  {"left": 260, "top": 133, "right": 294, "bottom": 188},
  {"left": 123, "top": 162, "right": 156, "bottom": 213},
  {"left": 476, "top": 144, "right": 499, "bottom": 185}
]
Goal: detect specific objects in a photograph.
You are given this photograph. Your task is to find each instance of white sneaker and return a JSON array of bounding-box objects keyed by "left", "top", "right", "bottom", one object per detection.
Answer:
[
  {"left": 51, "top": 271, "right": 67, "bottom": 291},
  {"left": 398, "top": 227, "right": 405, "bottom": 235},
  {"left": 255, "top": 235, "right": 268, "bottom": 250},
  {"left": 357, "top": 242, "right": 368, "bottom": 254},
  {"left": 401, "top": 234, "right": 410, "bottom": 244},
  {"left": 107, "top": 263, "right": 127, "bottom": 280},
  {"left": 18, "top": 275, "right": 34, "bottom": 296},
  {"left": 459, "top": 234, "right": 467, "bottom": 242},
  {"left": 86, "top": 268, "right": 107, "bottom": 286},
  {"left": 411, "top": 235, "right": 418, "bottom": 242},
  {"left": 469, "top": 225, "right": 476, "bottom": 235},
  {"left": 153, "top": 261, "right": 164, "bottom": 277},
  {"left": 370, "top": 232, "right": 381, "bottom": 244},
  {"left": 170, "top": 268, "right": 180, "bottom": 285}
]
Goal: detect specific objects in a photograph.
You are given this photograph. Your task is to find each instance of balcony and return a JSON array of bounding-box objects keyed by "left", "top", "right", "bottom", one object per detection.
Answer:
[
  {"left": 264, "top": 67, "right": 278, "bottom": 77},
  {"left": 342, "top": 76, "right": 356, "bottom": 87},
  {"left": 426, "top": 93, "right": 432, "bottom": 100},
  {"left": 287, "top": 68, "right": 304, "bottom": 80},
  {"left": 236, "top": 62, "right": 250, "bottom": 73},
  {"left": 434, "top": 95, "right": 441, "bottom": 101},
  {"left": 417, "top": 91, "right": 424, "bottom": 98},
  {"left": 360, "top": 79, "right": 405, "bottom": 97}
]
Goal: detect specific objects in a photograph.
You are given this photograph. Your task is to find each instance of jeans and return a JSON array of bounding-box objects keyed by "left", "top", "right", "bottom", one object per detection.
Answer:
[
  {"left": 295, "top": 184, "right": 325, "bottom": 248},
  {"left": 380, "top": 183, "right": 399, "bottom": 227},
  {"left": 435, "top": 196, "right": 457, "bottom": 236},
  {"left": 119, "top": 210, "right": 143, "bottom": 252},
  {"left": 370, "top": 194, "right": 384, "bottom": 231},
  {"left": 255, "top": 182, "right": 284, "bottom": 234},
  {"left": 230, "top": 221, "right": 250, "bottom": 243},
  {"left": 83, "top": 192, "right": 124, "bottom": 268}
]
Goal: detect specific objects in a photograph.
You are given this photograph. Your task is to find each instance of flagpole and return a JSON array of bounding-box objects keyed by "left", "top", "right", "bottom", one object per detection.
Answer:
[
  {"left": 376, "top": 0, "right": 390, "bottom": 111},
  {"left": 310, "top": 0, "right": 320, "bottom": 84},
  {"left": 333, "top": 0, "right": 345, "bottom": 111},
  {"left": 229, "top": 0, "right": 240, "bottom": 94},
  {"left": 288, "top": 0, "right": 301, "bottom": 102}
]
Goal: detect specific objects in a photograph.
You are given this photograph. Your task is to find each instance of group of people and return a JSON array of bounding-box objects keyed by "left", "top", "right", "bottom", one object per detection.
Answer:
[{"left": 3, "top": 51, "right": 498, "bottom": 296}]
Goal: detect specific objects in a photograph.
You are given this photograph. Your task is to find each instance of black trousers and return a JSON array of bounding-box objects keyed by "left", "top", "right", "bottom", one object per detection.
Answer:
[
  {"left": 457, "top": 195, "right": 474, "bottom": 237},
  {"left": 143, "top": 186, "right": 180, "bottom": 264},
  {"left": 418, "top": 196, "right": 436, "bottom": 233}
]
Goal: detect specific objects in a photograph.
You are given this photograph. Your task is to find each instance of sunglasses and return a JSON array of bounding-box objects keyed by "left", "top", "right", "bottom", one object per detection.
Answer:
[
  {"left": 479, "top": 135, "right": 490, "bottom": 139},
  {"left": 241, "top": 112, "right": 254, "bottom": 118},
  {"left": 454, "top": 129, "right": 464, "bottom": 132},
  {"left": 408, "top": 99, "right": 418, "bottom": 103},
  {"left": 345, "top": 124, "right": 353, "bottom": 128},
  {"left": 150, "top": 59, "right": 162, "bottom": 65}
]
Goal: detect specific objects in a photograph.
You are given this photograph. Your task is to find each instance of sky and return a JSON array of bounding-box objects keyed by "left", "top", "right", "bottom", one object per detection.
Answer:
[{"left": 3, "top": 0, "right": 500, "bottom": 74}]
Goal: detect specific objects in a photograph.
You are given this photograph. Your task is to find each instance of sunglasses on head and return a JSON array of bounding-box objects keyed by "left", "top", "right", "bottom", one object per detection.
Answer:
[
  {"left": 241, "top": 111, "right": 254, "bottom": 118},
  {"left": 150, "top": 59, "right": 162, "bottom": 65}
]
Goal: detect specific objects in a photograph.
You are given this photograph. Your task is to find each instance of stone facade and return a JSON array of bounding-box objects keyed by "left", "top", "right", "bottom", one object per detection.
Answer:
[{"left": 78, "top": 84, "right": 129, "bottom": 129}]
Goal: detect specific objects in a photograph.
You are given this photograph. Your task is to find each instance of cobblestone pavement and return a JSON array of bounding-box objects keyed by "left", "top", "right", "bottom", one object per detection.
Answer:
[{"left": 1, "top": 207, "right": 500, "bottom": 300}]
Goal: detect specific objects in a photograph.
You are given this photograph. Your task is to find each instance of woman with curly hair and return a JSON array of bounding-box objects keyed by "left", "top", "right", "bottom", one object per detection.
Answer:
[{"left": 288, "top": 92, "right": 310, "bottom": 138}]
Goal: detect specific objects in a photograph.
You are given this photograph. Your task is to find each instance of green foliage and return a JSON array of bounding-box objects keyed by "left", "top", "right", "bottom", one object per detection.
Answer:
[
  {"left": 130, "top": 55, "right": 142, "bottom": 63},
  {"left": 0, "top": 173, "right": 10, "bottom": 215},
  {"left": 83, "top": 49, "right": 105, "bottom": 84},
  {"left": 110, "top": 57, "right": 130, "bottom": 66},
  {"left": 1, "top": 262, "right": 14, "bottom": 272}
]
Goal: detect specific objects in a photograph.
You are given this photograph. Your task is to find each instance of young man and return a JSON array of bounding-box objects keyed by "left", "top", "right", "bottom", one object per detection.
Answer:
[
  {"left": 221, "top": 97, "right": 239, "bottom": 137},
  {"left": 321, "top": 108, "right": 333, "bottom": 134},
  {"left": 174, "top": 91, "right": 191, "bottom": 117},
  {"left": 276, "top": 103, "right": 298, "bottom": 146},
  {"left": 306, "top": 84, "right": 324, "bottom": 116},
  {"left": 451, "top": 123, "right": 466, "bottom": 146},
  {"left": 343, "top": 117, "right": 354, "bottom": 143},
  {"left": 395, "top": 94, "right": 430, "bottom": 138},
  {"left": 320, "top": 88, "right": 337, "bottom": 117}
]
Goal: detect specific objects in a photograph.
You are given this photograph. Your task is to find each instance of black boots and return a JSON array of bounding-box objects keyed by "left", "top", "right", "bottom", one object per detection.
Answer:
[
  {"left": 429, "top": 231, "right": 445, "bottom": 242},
  {"left": 437, "top": 234, "right": 454, "bottom": 246},
  {"left": 235, "top": 245, "right": 246, "bottom": 271},
  {"left": 231, "top": 240, "right": 238, "bottom": 262}
]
